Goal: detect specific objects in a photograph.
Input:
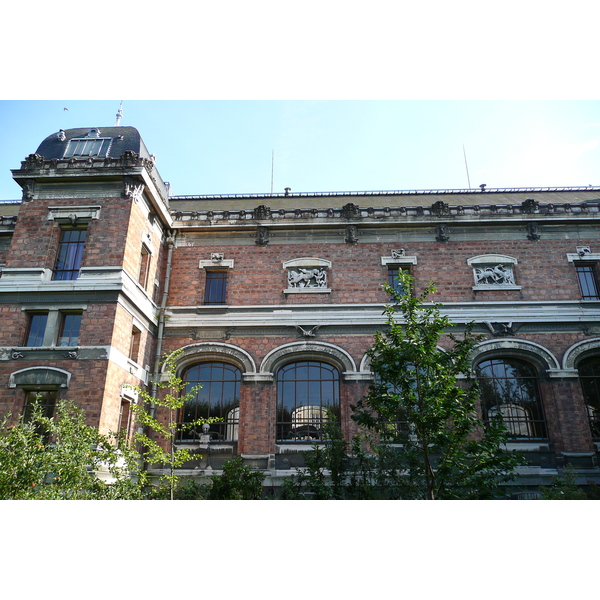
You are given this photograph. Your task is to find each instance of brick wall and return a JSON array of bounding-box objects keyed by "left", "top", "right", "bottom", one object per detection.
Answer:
[{"left": 168, "top": 238, "right": 587, "bottom": 307}]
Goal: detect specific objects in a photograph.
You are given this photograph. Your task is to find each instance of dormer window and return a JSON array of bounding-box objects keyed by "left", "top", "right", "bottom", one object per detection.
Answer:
[{"left": 63, "top": 129, "right": 112, "bottom": 158}]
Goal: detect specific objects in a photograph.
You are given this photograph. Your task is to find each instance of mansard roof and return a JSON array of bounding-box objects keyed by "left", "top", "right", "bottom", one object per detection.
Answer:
[
  {"left": 169, "top": 186, "right": 600, "bottom": 213},
  {"left": 34, "top": 126, "right": 153, "bottom": 162}
]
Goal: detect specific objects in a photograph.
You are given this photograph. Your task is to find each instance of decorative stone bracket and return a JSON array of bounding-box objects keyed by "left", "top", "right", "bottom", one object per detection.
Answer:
[
  {"left": 123, "top": 176, "right": 145, "bottom": 202},
  {"left": 199, "top": 253, "right": 234, "bottom": 270},
  {"left": 381, "top": 248, "right": 418, "bottom": 267},
  {"left": 566, "top": 247, "right": 600, "bottom": 263}
]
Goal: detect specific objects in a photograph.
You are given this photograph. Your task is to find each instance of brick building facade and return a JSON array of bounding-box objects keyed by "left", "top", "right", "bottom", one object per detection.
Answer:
[{"left": 2, "top": 124, "right": 600, "bottom": 494}]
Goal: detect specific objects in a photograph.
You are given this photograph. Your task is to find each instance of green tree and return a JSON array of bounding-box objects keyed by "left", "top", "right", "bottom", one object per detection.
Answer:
[
  {"left": 0, "top": 399, "right": 143, "bottom": 500},
  {"left": 352, "top": 272, "right": 520, "bottom": 499},
  {"left": 129, "top": 350, "right": 220, "bottom": 500}
]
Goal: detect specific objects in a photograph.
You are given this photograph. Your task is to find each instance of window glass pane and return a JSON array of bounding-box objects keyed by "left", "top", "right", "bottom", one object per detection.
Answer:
[
  {"left": 204, "top": 271, "right": 227, "bottom": 305},
  {"left": 476, "top": 358, "right": 547, "bottom": 439},
  {"left": 23, "top": 390, "right": 57, "bottom": 422},
  {"left": 576, "top": 264, "right": 600, "bottom": 300},
  {"left": 388, "top": 266, "right": 408, "bottom": 294},
  {"left": 138, "top": 248, "right": 151, "bottom": 288},
  {"left": 64, "top": 137, "right": 110, "bottom": 158},
  {"left": 277, "top": 361, "right": 340, "bottom": 442},
  {"left": 53, "top": 229, "right": 87, "bottom": 280},
  {"left": 181, "top": 362, "right": 241, "bottom": 441},
  {"left": 26, "top": 314, "right": 48, "bottom": 347},
  {"left": 578, "top": 357, "right": 600, "bottom": 439},
  {"left": 58, "top": 313, "right": 82, "bottom": 346}
]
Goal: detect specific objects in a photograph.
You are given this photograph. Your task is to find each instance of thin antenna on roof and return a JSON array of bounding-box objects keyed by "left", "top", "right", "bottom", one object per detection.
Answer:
[
  {"left": 463, "top": 144, "right": 472, "bottom": 190},
  {"left": 115, "top": 101, "right": 123, "bottom": 126},
  {"left": 271, "top": 150, "right": 274, "bottom": 194}
]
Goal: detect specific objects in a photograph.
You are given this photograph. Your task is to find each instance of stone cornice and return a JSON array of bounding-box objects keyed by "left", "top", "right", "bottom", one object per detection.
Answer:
[
  {"left": 170, "top": 198, "right": 600, "bottom": 227},
  {"left": 11, "top": 152, "right": 173, "bottom": 228},
  {"left": 164, "top": 300, "right": 600, "bottom": 329},
  {"left": 0, "top": 266, "right": 159, "bottom": 326},
  {"left": 14, "top": 151, "right": 155, "bottom": 175}
]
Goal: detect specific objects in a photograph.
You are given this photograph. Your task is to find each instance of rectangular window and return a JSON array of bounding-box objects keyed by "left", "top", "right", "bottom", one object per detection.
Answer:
[
  {"left": 23, "top": 390, "right": 57, "bottom": 422},
  {"left": 63, "top": 138, "right": 111, "bottom": 158},
  {"left": 204, "top": 271, "right": 228, "bottom": 305},
  {"left": 58, "top": 313, "right": 82, "bottom": 347},
  {"left": 138, "top": 246, "right": 151, "bottom": 290},
  {"left": 388, "top": 266, "right": 410, "bottom": 295},
  {"left": 129, "top": 327, "right": 141, "bottom": 362},
  {"left": 26, "top": 313, "right": 48, "bottom": 347},
  {"left": 118, "top": 400, "right": 131, "bottom": 436},
  {"left": 575, "top": 263, "right": 600, "bottom": 300},
  {"left": 53, "top": 228, "right": 87, "bottom": 280}
]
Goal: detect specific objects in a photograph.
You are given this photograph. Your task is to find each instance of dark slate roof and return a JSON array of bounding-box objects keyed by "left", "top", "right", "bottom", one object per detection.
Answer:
[{"left": 34, "top": 126, "right": 153, "bottom": 161}]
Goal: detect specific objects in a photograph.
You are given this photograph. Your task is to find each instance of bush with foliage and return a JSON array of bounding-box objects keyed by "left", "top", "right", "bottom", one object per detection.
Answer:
[
  {"left": 540, "top": 465, "right": 588, "bottom": 500},
  {"left": 280, "top": 415, "right": 349, "bottom": 499},
  {"left": 205, "top": 457, "right": 265, "bottom": 500},
  {"left": 0, "top": 399, "right": 143, "bottom": 500}
]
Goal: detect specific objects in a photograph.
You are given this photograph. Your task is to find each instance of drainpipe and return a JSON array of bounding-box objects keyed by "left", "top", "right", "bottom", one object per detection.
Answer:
[{"left": 150, "top": 230, "right": 176, "bottom": 417}]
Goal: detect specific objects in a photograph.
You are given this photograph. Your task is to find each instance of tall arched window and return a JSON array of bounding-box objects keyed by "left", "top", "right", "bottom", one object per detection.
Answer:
[
  {"left": 277, "top": 361, "right": 340, "bottom": 442},
  {"left": 476, "top": 358, "right": 547, "bottom": 439},
  {"left": 181, "top": 362, "right": 241, "bottom": 441},
  {"left": 578, "top": 357, "right": 600, "bottom": 440}
]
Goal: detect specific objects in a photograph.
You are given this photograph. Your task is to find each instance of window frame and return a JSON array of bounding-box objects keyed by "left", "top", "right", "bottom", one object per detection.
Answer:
[
  {"left": 63, "top": 136, "right": 112, "bottom": 158},
  {"left": 476, "top": 357, "right": 548, "bottom": 440},
  {"left": 204, "top": 270, "right": 228, "bottom": 305},
  {"left": 276, "top": 360, "right": 341, "bottom": 444},
  {"left": 22, "top": 389, "right": 58, "bottom": 422},
  {"left": 25, "top": 312, "right": 49, "bottom": 347},
  {"left": 574, "top": 262, "right": 600, "bottom": 300},
  {"left": 57, "top": 312, "right": 82, "bottom": 347},
  {"left": 129, "top": 326, "right": 141, "bottom": 363},
  {"left": 52, "top": 227, "right": 87, "bottom": 281},
  {"left": 387, "top": 265, "right": 411, "bottom": 295},
  {"left": 138, "top": 244, "right": 152, "bottom": 290},
  {"left": 381, "top": 251, "right": 417, "bottom": 296},
  {"left": 23, "top": 309, "right": 84, "bottom": 348},
  {"left": 179, "top": 362, "right": 242, "bottom": 442},
  {"left": 577, "top": 357, "right": 600, "bottom": 440},
  {"left": 118, "top": 399, "right": 132, "bottom": 437}
]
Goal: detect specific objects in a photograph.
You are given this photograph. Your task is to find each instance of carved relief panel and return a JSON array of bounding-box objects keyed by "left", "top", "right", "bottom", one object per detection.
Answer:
[
  {"left": 283, "top": 258, "right": 332, "bottom": 294},
  {"left": 467, "top": 255, "right": 521, "bottom": 290}
]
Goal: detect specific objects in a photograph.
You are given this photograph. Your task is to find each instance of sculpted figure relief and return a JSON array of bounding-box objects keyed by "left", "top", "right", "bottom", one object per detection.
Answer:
[
  {"left": 288, "top": 268, "right": 327, "bottom": 288},
  {"left": 474, "top": 264, "right": 515, "bottom": 286}
]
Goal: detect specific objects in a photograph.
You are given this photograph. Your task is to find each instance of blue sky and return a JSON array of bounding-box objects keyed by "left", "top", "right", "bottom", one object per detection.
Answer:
[{"left": 0, "top": 100, "right": 599, "bottom": 200}]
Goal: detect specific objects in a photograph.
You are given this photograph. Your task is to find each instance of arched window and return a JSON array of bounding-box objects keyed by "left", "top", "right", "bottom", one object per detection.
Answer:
[
  {"left": 277, "top": 361, "right": 340, "bottom": 442},
  {"left": 181, "top": 362, "right": 241, "bottom": 442},
  {"left": 577, "top": 357, "right": 600, "bottom": 440},
  {"left": 369, "top": 364, "right": 425, "bottom": 441},
  {"left": 476, "top": 358, "right": 547, "bottom": 439}
]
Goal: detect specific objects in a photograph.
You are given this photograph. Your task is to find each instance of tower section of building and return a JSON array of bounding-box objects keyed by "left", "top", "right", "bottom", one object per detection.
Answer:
[{"left": 0, "top": 126, "right": 172, "bottom": 437}]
